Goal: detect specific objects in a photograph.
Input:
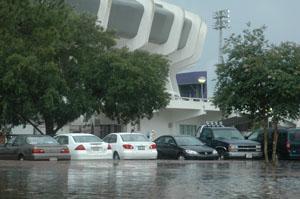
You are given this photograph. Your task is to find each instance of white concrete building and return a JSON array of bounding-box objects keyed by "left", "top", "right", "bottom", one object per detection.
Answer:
[
  {"left": 65, "top": 0, "right": 223, "bottom": 137},
  {"left": 12, "top": 0, "right": 223, "bottom": 136}
]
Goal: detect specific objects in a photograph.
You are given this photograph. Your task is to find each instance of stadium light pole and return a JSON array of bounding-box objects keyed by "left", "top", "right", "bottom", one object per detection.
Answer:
[{"left": 213, "top": 9, "right": 230, "bottom": 64}]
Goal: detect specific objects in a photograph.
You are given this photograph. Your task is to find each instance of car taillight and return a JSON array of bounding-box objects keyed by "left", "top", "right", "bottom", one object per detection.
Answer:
[
  {"left": 32, "top": 148, "right": 45, "bottom": 154},
  {"left": 123, "top": 144, "right": 134, "bottom": 149},
  {"left": 75, "top": 145, "right": 86, "bottom": 150},
  {"left": 149, "top": 143, "right": 157, "bottom": 149},
  {"left": 286, "top": 141, "right": 291, "bottom": 152},
  {"left": 107, "top": 144, "right": 112, "bottom": 150},
  {"left": 60, "top": 148, "right": 70, "bottom": 153}
]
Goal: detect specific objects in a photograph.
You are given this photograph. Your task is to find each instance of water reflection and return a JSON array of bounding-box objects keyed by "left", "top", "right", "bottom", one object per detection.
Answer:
[{"left": 0, "top": 160, "right": 300, "bottom": 198}]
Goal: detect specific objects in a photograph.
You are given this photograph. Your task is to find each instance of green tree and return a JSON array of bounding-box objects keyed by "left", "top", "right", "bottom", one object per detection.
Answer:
[
  {"left": 0, "top": 0, "right": 170, "bottom": 135},
  {"left": 266, "top": 42, "right": 300, "bottom": 163},
  {"left": 85, "top": 49, "right": 170, "bottom": 125},
  {"left": 213, "top": 25, "right": 300, "bottom": 164}
]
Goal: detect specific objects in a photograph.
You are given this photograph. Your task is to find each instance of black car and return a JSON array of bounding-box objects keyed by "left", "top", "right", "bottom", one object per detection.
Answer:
[
  {"left": 247, "top": 128, "right": 300, "bottom": 159},
  {"left": 154, "top": 135, "right": 219, "bottom": 160},
  {"left": 196, "top": 124, "right": 262, "bottom": 159}
]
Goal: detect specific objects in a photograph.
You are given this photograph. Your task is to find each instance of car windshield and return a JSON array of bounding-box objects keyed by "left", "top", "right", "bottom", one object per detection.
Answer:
[
  {"left": 121, "top": 134, "right": 148, "bottom": 142},
  {"left": 72, "top": 135, "right": 103, "bottom": 143},
  {"left": 248, "top": 131, "right": 259, "bottom": 140},
  {"left": 212, "top": 128, "right": 244, "bottom": 140},
  {"left": 174, "top": 136, "right": 204, "bottom": 146},
  {"left": 26, "top": 136, "right": 58, "bottom": 145},
  {"left": 289, "top": 130, "right": 300, "bottom": 142}
]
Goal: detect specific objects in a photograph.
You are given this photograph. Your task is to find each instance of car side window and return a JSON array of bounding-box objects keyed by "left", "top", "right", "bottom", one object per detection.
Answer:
[
  {"left": 200, "top": 128, "right": 210, "bottom": 141},
  {"left": 200, "top": 129, "right": 208, "bottom": 140},
  {"left": 57, "top": 136, "right": 69, "bottom": 145},
  {"left": 103, "top": 135, "right": 111, "bottom": 143},
  {"left": 165, "top": 137, "right": 176, "bottom": 145},
  {"left": 6, "top": 136, "right": 17, "bottom": 145},
  {"left": 14, "top": 136, "right": 25, "bottom": 146},
  {"left": 155, "top": 137, "right": 165, "bottom": 145},
  {"left": 110, "top": 134, "right": 117, "bottom": 143}
]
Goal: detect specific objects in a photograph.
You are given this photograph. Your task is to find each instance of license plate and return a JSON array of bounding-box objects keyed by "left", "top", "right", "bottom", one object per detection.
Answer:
[
  {"left": 246, "top": 154, "right": 252, "bottom": 159},
  {"left": 49, "top": 157, "right": 58, "bottom": 161},
  {"left": 92, "top": 147, "right": 102, "bottom": 151},
  {"left": 138, "top": 146, "right": 145, "bottom": 150}
]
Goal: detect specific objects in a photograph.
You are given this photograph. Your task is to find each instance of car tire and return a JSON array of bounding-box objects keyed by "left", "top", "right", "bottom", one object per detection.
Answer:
[
  {"left": 217, "top": 149, "right": 225, "bottom": 160},
  {"left": 177, "top": 154, "right": 185, "bottom": 160},
  {"left": 113, "top": 152, "right": 120, "bottom": 160},
  {"left": 18, "top": 154, "right": 24, "bottom": 161}
]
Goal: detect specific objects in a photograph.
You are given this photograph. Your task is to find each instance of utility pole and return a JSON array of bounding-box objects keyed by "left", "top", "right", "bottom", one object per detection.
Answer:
[{"left": 213, "top": 9, "right": 230, "bottom": 64}]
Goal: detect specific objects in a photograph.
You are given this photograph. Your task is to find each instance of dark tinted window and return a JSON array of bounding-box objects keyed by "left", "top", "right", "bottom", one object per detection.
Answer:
[
  {"left": 289, "top": 130, "right": 300, "bottom": 142},
  {"left": 155, "top": 137, "right": 165, "bottom": 145},
  {"left": 110, "top": 134, "right": 117, "bottom": 143},
  {"left": 165, "top": 137, "right": 176, "bottom": 145},
  {"left": 174, "top": 136, "right": 204, "bottom": 146},
  {"left": 212, "top": 128, "right": 244, "bottom": 140},
  {"left": 103, "top": 134, "right": 111, "bottom": 143}
]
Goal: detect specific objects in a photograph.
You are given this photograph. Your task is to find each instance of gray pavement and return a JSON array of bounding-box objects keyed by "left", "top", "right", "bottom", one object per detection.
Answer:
[{"left": 0, "top": 160, "right": 300, "bottom": 199}]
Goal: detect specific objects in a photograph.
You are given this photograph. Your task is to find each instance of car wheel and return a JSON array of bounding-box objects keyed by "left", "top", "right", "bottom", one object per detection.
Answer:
[
  {"left": 217, "top": 149, "right": 225, "bottom": 160},
  {"left": 18, "top": 154, "right": 24, "bottom": 161},
  {"left": 177, "top": 154, "right": 185, "bottom": 160},
  {"left": 113, "top": 152, "right": 120, "bottom": 160}
]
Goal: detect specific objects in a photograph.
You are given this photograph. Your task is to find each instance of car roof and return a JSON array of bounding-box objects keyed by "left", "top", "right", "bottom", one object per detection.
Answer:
[
  {"left": 57, "top": 133, "right": 96, "bottom": 136},
  {"left": 112, "top": 132, "right": 145, "bottom": 135}
]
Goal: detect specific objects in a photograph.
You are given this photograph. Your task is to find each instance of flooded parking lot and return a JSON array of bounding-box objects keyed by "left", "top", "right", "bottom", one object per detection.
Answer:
[{"left": 0, "top": 160, "right": 300, "bottom": 198}]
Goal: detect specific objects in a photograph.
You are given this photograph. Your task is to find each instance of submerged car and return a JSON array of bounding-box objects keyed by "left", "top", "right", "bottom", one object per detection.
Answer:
[
  {"left": 0, "top": 135, "right": 70, "bottom": 161},
  {"left": 154, "top": 135, "right": 219, "bottom": 160},
  {"left": 103, "top": 132, "right": 157, "bottom": 160},
  {"left": 55, "top": 133, "right": 112, "bottom": 160},
  {"left": 197, "top": 124, "right": 262, "bottom": 159},
  {"left": 247, "top": 128, "right": 300, "bottom": 159}
]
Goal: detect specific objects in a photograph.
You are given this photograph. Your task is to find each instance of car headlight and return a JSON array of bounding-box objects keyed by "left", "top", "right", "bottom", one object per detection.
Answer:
[
  {"left": 185, "top": 150, "right": 198, "bottom": 155},
  {"left": 228, "top": 144, "right": 238, "bottom": 152},
  {"left": 256, "top": 145, "right": 261, "bottom": 148},
  {"left": 213, "top": 150, "right": 218, "bottom": 155}
]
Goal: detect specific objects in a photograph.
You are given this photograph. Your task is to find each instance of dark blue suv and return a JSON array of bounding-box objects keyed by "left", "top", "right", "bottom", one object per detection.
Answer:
[{"left": 196, "top": 124, "right": 262, "bottom": 159}]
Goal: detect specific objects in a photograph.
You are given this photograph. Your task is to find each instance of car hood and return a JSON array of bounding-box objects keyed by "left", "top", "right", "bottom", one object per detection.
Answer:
[
  {"left": 181, "top": 145, "right": 214, "bottom": 152},
  {"left": 216, "top": 139, "right": 260, "bottom": 145}
]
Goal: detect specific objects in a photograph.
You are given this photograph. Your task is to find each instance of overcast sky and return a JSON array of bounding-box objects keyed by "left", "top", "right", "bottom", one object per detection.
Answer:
[{"left": 166, "top": 0, "right": 300, "bottom": 96}]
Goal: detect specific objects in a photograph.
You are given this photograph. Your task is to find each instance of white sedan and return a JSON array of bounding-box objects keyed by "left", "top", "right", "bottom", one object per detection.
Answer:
[
  {"left": 103, "top": 132, "right": 157, "bottom": 160},
  {"left": 55, "top": 133, "right": 112, "bottom": 160}
]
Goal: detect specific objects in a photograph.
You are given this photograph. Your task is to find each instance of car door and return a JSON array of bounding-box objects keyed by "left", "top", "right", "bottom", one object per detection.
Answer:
[
  {"left": 6, "top": 136, "right": 22, "bottom": 160},
  {"left": 164, "top": 136, "right": 179, "bottom": 159},
  {"left": 155, "top": 137, "right": 167, "bottom": 158},
  {"left": 0, "top": 136, "right": 16, "bottom": 159}
]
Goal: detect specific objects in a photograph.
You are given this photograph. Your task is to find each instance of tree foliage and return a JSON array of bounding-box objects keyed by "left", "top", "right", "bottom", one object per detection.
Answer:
[
  {"left": 213, "top": 24, "right": 300, "bottom": 163},
  {"left": 0, "top": 0, "right": 170, "bottom": 135}
]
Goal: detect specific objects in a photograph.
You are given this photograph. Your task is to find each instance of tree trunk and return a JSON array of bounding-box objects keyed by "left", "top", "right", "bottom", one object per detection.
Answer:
[
  {"left": 262, "top": 117, "right": 269, "bottom": 163},
  {"left": 45, "top": 118, "right": 55, "bottom": 136},
  {"left": 272, "top": 120, "right": 279, "bottom": 165}
]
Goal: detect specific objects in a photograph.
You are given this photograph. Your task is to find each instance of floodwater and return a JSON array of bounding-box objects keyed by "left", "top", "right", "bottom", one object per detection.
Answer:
[{"left": 0, "top": 160, "right": 300, "bottom": 199}]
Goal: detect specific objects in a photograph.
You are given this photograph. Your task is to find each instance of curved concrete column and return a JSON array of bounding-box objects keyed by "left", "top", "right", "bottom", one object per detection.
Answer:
[
  {"left": 168, "top": 11, "right": 202, "bottom": 65},
  {"left": 168, "top": 13, "right": 206, "bottom": 95},
  {"left": 98, "top": 0, "right": 154, "bottom": 51},
  {"left": 97, "top": 0, "right": 112, "bottom": 28},
  {"left": 142, "top": 0, "right": 184, "bottom": 55}
]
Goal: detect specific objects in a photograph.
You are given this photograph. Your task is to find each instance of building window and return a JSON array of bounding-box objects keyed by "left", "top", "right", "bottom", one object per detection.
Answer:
[{"left": 179, "top": 125, "right": 197, "bottom": 136}]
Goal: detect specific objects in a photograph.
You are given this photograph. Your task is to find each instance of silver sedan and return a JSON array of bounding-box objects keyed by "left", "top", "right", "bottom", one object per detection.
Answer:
[{"left": 0, "top": 135, "right": 70, "bottom": 161}]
